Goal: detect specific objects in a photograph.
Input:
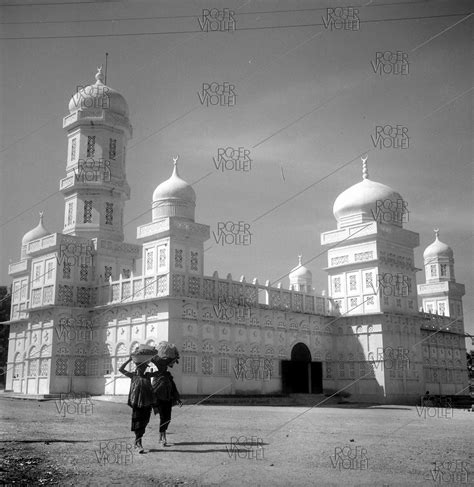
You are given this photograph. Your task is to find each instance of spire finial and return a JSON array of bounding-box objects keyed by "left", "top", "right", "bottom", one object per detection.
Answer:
[
  {"left": 172, "top": 155, "right": 179, "bottom": 176},
  {"left": 39, "top": 211, "right": 44, "bottom": 223},
  {"left": 298, "top": 254, "right": 302, "bottom": 266},
  {"left": 95, "top": 65, "right": 105, "bottom": 83},
  {"left": 361, "top": 155, "right": 368, "bottom": 180},
  {"left": 434, "top": 228, "right": 439, "bottom": 239}
]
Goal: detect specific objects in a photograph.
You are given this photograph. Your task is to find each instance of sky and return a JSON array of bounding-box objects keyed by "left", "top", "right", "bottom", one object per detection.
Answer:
[{"left": 0, "top": 0, "right": 472, "bottom": 347}]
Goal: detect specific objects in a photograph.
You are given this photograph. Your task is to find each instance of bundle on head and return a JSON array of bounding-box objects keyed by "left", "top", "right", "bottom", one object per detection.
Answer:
[
  {"left": 132, "top": 344, "right": 158, "bottom": 365},
  {"left": 154, "top": 341, "right": 180, "bottom": 365}
]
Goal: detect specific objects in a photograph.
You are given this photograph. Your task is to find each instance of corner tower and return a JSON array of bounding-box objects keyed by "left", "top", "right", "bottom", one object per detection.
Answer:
[
  {"left": 289, "top": 255, "right": 313, "bottom": 294},
  {"left": 321, "top": 157, "right": 420, "bottom": 315},
  {"left": 60, "top": 66, "right": 132, "bottom": 242},
  {"left": 417, "top": 229, "right": 465, "bottom": 320},
  {"left": 137, "top": 157, "right": 210, "bottom": 296}
]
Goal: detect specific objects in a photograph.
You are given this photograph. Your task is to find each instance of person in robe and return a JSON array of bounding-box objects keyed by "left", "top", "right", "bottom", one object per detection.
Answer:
[
  {"left": 119, "top": 354, "right": 158, "bottom": 453},
  {"left": 151, "top": 352, "right": 182, "bottom": 446}
]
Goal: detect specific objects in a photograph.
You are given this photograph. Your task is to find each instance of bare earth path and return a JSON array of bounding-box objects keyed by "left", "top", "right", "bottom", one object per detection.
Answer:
[{"left": 0, "top": 396, "right": 472, "bottom": 486}]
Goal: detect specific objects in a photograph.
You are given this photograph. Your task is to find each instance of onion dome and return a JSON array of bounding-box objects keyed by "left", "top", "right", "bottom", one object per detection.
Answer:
[
  {"left": 22, "top": 212, "right": 50, "bottom": 246},
  {"left": 68, "top": 66, "right": 129, "bottom": 117},
  {"left": 289, "top": 255, "right": 312, "bottom": 280},
  {"left": 423, "top": 229, "right": 453, "bottom": 260},
  {"left": 333, "top": 157, "right": 405, "bottom": 228},
  {"left": 152, "top": 156, "right": 196, "bottom": 221},
  {"left": 289, "top": 255, "right": 313, "bottom": 293}
]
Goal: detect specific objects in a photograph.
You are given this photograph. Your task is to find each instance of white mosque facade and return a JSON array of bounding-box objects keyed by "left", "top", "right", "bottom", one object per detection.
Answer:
[{"left": 4, "top": 69, "right": 469, "bottom": 403}]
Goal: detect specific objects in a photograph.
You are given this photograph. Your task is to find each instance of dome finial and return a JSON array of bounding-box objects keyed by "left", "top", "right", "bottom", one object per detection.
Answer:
[
  {"left": 172, "top": 155, "right": 179, "bottom": 176},
  {"left": 39, "top": 211, "right": 44, "bottom": 223},
  {"left": 361, "top": 155, "right": 368, "bottom": 180},
  {"left": 298, "top": 254, "right": 302, "bottom": 266},
  {"left": 95, "top": 65, "right": 105, "bottom": 83},
  {"left": 434, "top": 228, "right": 439, "bottom": 239}
]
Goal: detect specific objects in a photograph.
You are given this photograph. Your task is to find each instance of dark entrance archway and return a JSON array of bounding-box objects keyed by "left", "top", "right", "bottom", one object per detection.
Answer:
[{"left": 281, "top": 343, "right": 323, "bottom": 394}]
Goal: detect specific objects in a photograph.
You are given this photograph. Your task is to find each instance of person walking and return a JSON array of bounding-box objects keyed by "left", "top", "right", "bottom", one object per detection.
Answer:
[
  {"left": 151, "top": 356, "right": 182, "bottom": 446},
  {"left": 119, "top": 355, "right": 156, "bottom": 453}
]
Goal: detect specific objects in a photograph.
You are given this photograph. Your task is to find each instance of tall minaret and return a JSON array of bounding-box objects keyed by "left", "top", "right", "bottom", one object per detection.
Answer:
[
  {"left": 417, "top": 229, "right": 465, "bottom": 320},
  {"left": 60, "top": 66, "right": 132, "bottom": 242}
]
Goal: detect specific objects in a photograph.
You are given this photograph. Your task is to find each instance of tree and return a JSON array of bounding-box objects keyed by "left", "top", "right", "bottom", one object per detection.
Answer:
[
  {"left": 0, "top": 286, "right": 12, "bottom": 389},
  {"left": 467, "top": 350, "right": 473, "bottom": 379}
]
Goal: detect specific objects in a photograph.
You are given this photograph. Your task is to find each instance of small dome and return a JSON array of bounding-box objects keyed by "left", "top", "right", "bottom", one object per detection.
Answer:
[
  {"left": 153, "top": 158, "right": 196, "bottom": 204},
  {"left": 152, "top": 156, "right": 196, "bottom": 222},
  {"left": 423, "top": 229, "right": 453, "bottom": 260},
  {"left": 22, "top": 212, "right": 50, "bottom": 246},
  {"left": 289, "top": 256, "right": 312, "bottom": 280},
  {"left": 68, "top": 67, "right": 129, "bottom": 117},
  {"left": 333, "top": 157, "right": 405, "bottom": 225}
]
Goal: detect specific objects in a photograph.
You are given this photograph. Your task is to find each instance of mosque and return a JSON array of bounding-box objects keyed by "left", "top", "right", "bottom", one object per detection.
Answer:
[{"left": 4, "top": 68, "right": 469, "bottom": 403}]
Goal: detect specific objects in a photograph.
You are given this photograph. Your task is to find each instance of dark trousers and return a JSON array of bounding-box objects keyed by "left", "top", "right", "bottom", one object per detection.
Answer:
[
  {"left": 154, "top": 400, "right": 172, "bottom": 433},
  {"left": 131, "top": 406, "right": 151, "bottom": 432}
]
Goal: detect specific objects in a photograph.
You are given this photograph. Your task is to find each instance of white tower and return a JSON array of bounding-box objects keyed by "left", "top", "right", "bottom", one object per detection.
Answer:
[
  {"left": 137, "top": 157, "right": 210, "bottom": 295},
  {"left": 60, "top": 66, "right": 132, "bottom": 242},
  {"left": 321, "top": 157, "right": 419, "bottom": 315},
  {"left": 417, "top": 229, "right": 465, "bottom": 320},
  {"left": 60, "top": 66, "right": 139, "bottom": 283},
  {"left": 289, "top": 255, "right": 313, "bottom": 293}
]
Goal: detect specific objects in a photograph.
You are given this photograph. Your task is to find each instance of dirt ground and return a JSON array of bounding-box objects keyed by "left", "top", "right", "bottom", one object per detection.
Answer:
[{"left": 0, "top": 395, "right": 473, "bottom": 487}]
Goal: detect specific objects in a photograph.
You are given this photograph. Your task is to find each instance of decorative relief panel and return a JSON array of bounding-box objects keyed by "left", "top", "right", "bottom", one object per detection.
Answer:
[
  {"left": 354, "top": 251, "right": 374, "bottom": 262},
  {"left": 144, "top": 278, "right": 155, "bottom": 298},
  {"left": 174, "top": 249, "right": 184, "bottom": 269},
  {"left": 202, "top": 355, "right": 213, "bottom": 375},
  {"left": 43, "top": 286, "right": 54, "bottom": 305},
  {"left": 190, "top": 251, "right": 199, "bottom": 272},
  {"left": 188, "top": 277, "right": 200, "bottom": 297},
  {"left": 77, "top": 287, "right": 90, "bottom": 306},
  {"left": 294, "top": 294, "right": 303, "bottom": 311},
  {"left": 133, "top": 281, "right": 144, "bottom": 300},
  {"left": 172, "top": 275, "right": 185, "bottom": 296},
  {"left": 157, "top": 276, "right": 167, "bottom": 296},
  {"left": 331, "top": 255, "right": 349, "bottom": 266},
  {"left": 182, "top": 303, "right": 197, "bottom": 320},
  {"left": 218, "top": 326, "right": 230, "bottom": 340},
  {"left": 219, "top": 343, "right": 231, "bottom": 354},
  {"left": 203, "top": 279, "right": 215, "bottom": 300},
  {"left": 218, "top": 282, "right": 229, "bottom": 296},
  {"left": 249, "top": 329, "right": 261, "bottom": 342},
  {"left": 305, "top": 297, "right": 315, "bottom": 313},
  {"left": 203, "top": 324, "right": 215, "bottom": 340},
  {"left": 58, "top": 285, "right": 74, "bottom": 306}
]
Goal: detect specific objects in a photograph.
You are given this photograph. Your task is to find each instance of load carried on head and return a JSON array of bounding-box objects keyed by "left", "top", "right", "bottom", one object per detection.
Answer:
[
  {"left": 131, "top": 344, "right": 158, "bottom": 365},
  {"left": 151, "top": 341, "right": 180, "bottom": 367}
]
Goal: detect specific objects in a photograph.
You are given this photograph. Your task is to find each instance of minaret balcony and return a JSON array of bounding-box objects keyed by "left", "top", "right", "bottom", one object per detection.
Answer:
[
  {"left": 63, "top": 109, "right": 132, "bottom": 137},
  {"left": 137, "top": 219, "right": 210, "bottom": 242},
  {"left": 59, "top": 174, "right": 130, "bottom": 199},
  {"left": 8, "top": 260, "right": 29, "bottom": 276}
]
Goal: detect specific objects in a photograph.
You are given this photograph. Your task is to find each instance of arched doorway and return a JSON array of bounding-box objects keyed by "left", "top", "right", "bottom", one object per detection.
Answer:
[{"left": 281, "top": 343, "right": 322, "bottom": 394}]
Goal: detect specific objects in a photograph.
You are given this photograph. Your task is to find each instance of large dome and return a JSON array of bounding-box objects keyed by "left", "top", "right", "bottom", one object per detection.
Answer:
[
  {"left": 152, "top": 160, "right": 196, "bottom": 204},
  {"left": 333, "top": 158, "right": 404, "bottom": 225},
  {"left": 423, "top": 230, "right": 453, "bottom": 260},
  {"left": 22, "top": 212, "right": 50, "bottom": 246},
  {"left": 333, "top": 179, "right": 403, "bottom": 220},
  {"left": 68, "top": 67, "right": 129, "bottom": 117}
]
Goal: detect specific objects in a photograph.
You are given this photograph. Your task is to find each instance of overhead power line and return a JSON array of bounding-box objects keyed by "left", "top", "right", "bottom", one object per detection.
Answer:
[
  {"left": 0, "top": 12, "right": 470, "bottom": 40},
  {"left": 0, "top": 0, "right": 449, "bottom": 23}
]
